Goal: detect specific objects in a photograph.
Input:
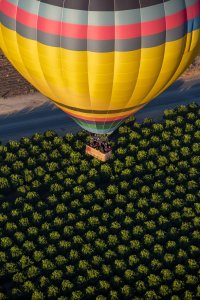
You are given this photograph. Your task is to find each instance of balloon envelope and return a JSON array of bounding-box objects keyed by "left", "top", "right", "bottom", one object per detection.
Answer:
[{"left": 0, "top": 0, "right": 200, "bottom": 134}]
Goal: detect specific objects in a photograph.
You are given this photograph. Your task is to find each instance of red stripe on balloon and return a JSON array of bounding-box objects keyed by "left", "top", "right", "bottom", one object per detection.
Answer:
[
  {"left": 1, "top": 0, "right": 200, "bottom": 40},
  {"left": 58, "top": 107, "right": 134, "bottom": 122}
]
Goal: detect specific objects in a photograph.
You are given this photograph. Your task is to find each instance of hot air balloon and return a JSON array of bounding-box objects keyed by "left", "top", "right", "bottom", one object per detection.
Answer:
[{"left": 0, "top": 0, "right": 200, "bottom": 138}]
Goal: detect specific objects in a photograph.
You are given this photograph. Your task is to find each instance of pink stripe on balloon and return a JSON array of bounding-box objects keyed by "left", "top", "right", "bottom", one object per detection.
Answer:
[{"left": 1, "top": 0, "right": 200, "bottom": 40}]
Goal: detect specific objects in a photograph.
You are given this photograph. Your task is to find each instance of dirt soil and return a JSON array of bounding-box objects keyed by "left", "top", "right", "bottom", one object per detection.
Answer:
[
  {"left": 0, "top": 92, "right": 48, "bottom": 116},
  {"left": 0, "top": 51, "right": 36, "bottom": 98},
  {"left": 181, "top": 54, "right": 200, "bottom": 79}
]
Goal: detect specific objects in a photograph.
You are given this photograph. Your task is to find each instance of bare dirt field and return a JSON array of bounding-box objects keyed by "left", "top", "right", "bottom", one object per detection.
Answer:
[
  {"left": 181, "top": 54, "right": 200, "bottom": 79},
  {"left": 0, "top": 51, "right": 36, "bottom": 98}
]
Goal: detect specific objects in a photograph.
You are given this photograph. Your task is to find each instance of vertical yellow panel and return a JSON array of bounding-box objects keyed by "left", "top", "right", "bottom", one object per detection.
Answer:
[
  {"left": 108, "top": 50, "right": 141, "bottom": 109},
  {"left": 140, "top": 35, "right": 188, "bottom": 103},
  {"left": 0, "top": 25, "right": 34, "bottom": 86},
  {"left": 16, "top": 35, "right": 56, "bottom": 99},
  {"left": 128, "top": 45, "right": 165, "bottom": 106},
  {"left": 60, "top": 49, "right": 90, "bottom": 108},
  {"left": 87, "top": 51, "right": 115, "bottom": 110}
]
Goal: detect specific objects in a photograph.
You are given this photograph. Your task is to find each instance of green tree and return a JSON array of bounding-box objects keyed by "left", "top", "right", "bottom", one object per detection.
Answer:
[
  {"left": 137, "top": 264, "right": 149, "bottom": 275},
  {"left": 70, "top": 151, "right": 81, "bottom": 164},
  {"left": 125, "top": 156, "right": 135, "bottom": 167},
  {"left": 39, "top": 276, "right": 49, "bottom": 289},
  {"left": 100, "top": 163, "right": 112, "bottom": 179},
  {"left": 159, "top": 285, "right": 171, "bottom": 297},
  {"left": 165, "top": 240, "right": 176, "bottom": 252},
  {"left": 0, "top": 293, "right": 7, "bottom": 300},
  {"left": 5, "top": 152, "right": 17, "bottom": 164},
  {"left": 148, "top": 274, "right": 161, "bottom": 287},
  {"left": 151, "top": 259, "right": 162, "bottom": 271},
  {"left": 171, "top": 138, "right": 181, "bottom": 149},
  {"left": 139, "top": 139, "right": 150, "bottom": 149},
  {"left": 1, "top": 236, "right": 12, "bottom": 249},
  {"left": 121, "top": 285, "right": 131, "bottom": 298},
  {"left": 81, "top": 244, "right": 94, "bottom": 257},
  {"left": 175, "top": 264, "right": 186, "bottom": 277},
  {"left": 107, "top": 185, "right": 118, "bottom": 196},
  {"left": 185, "top": 275, "right": 198, "bottom": 286},
  {"left": 10, "top": 174, "right": 24, "bottom": 188},
  {"left": 114, "top": 259, "right": 127, "bottom": 271},
  {"left": 187, "top": 258, "right": 199, "bottom": 271},
  {"left": 47, "top": 285, "right": 59, "bottom": 298},
  {"left": 12, "top": 272, "right": 25, "bottom": 284},
  {"left": 27, "top": 266, "right": 39, "bottom": 279},
  {"left": 164, "top": 253, "right": 175, "bottom": 265},
  {"left": 33, "top": 251, "right": 44, "bottom": 263},
  {"left": 85, "top": 286, "right": 95, "bottom": 297},
  {"left": 46, "top": 245, "right": 56, "bottom": 256},
  {"left": 129, "top": 131, "right": 141, "bottom": 142},
  {"left": 10, "top": 245, "right": 22, "bottom": 259},
  {"left": 87, "top": 268, "right": 100, "bottom": 280},
  {"left": 23, "top": 281, "right": 35, "bottom": 294},
  {"left": 0, "top": 165, "right": 11, "bottom": 177},
  {"left": 42, "top": 259, "right": 55, "bottom": 272},
  {"left": 135, "top": 280, "right": 146, "bottom": 294},
  {"left": 51, "top": 270, "right": 63, "bottom": 282},
  {"left": 79, "top": 159, "right": 90, "bottom": 172},
  {"left": 71, "top": 291, "right": 83, "bottom": 300},
  {"left": 161, "top": 269, "right": 173, "bottom": 282},
  {"left": 124, "top": 269, "right": 134, "bottom": 282},
  {"left": 99, "top": 280, "right": 110, "bottom": 291},
  {"left": 172, "top": 279, "right": 184, "bottom": 292},
  {"left": 31, "top": 291, "right": 45, "bottom": 300},
  {"left": 61, "top": 280, "right": 74, "bottom": 293},
  {"left": 128, "top": 143, "right": 139, "bottom": 154},
  {"left": 11, "top": 288, "right": 22, "bottom": 299}
]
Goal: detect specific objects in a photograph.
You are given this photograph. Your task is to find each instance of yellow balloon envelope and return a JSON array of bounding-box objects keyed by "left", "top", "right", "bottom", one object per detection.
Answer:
[{"left": 0, "top": 0, "right": 200, "bottom": 133}]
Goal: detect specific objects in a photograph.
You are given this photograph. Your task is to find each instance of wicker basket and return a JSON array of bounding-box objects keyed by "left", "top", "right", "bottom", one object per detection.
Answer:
[{"left": 85, "top": 145, "right": 112, "bottom": 162}]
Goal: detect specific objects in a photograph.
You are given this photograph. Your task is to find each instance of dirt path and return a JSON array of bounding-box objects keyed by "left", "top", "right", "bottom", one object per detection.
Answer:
[{"left": 0, "top": 92, "right": 49, "bottom": 116}]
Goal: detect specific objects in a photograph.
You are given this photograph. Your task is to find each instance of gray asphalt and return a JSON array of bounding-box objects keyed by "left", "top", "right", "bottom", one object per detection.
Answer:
[{"left": 0, "top": 77, "right": 200, "bottom": 144}]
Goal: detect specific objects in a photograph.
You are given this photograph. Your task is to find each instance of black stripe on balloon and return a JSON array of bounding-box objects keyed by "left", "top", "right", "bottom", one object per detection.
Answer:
[
  {"left": 50, "top": 98, "right": 146, "bottom": 114},
  {"left": 39, "top": 0, "right": 171, "bottom": 11},
  {"left": 0, "top": 11, "right": 192, "bottom": 52}
]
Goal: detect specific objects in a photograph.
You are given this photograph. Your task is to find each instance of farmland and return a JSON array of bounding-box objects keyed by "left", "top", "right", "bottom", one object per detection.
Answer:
[{"left": 0, "top": 103, "right": 200, "bottom": 299}]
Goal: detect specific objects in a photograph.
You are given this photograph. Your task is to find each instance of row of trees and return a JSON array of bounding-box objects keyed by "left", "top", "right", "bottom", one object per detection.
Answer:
[{"left": 0, "top": 102, "right": 200, "bottom": 299}]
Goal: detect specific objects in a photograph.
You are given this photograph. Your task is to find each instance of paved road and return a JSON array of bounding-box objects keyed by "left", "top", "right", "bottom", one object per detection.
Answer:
[{"left": 0, "top": 77, "right": 200, "bottom": 144}]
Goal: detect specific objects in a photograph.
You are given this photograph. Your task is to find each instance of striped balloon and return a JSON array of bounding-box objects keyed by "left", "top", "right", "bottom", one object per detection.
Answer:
[{"left": 0, "top": 0, "right": 200, "bottom": 134}]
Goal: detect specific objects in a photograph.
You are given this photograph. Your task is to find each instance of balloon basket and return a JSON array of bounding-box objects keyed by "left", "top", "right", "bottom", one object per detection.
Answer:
[{"left": 85, "top": 145, "right": 112, "bottom": 162}]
